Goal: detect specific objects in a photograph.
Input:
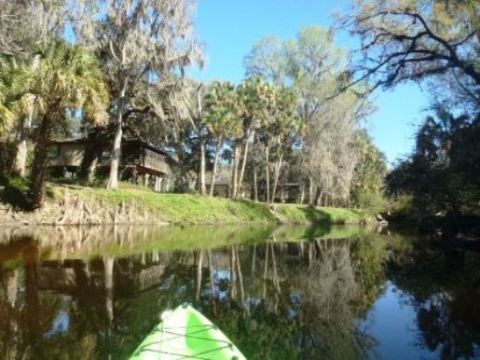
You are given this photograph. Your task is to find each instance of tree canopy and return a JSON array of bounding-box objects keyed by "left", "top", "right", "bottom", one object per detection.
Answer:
[
  {"left": 339, "top": 0, "right": 480, "bottom": 94},
  {"left": 0, "top": 3, "right": 388, "bottom": 212}
]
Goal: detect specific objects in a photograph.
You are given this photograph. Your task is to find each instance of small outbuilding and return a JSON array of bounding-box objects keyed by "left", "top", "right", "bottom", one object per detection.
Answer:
[{"left": 47, "top": 138, "right": 174, "bottom": 192}]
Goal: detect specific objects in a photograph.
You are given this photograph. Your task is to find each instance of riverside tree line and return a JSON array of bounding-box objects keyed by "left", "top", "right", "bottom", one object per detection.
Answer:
[
  {"left": 342, "top": 0, "right": 480, "bottom": 228},
  {"left": 2, "top": 0, "right": 478, "bottom": 227},
  {"left": 0, "top": 0, "right": 386, "bottom": 210}
]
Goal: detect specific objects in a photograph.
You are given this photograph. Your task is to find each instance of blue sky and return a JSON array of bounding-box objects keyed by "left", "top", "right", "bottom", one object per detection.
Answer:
[{"left": 190, "top": 0, "right": 430, "bottom": 164}]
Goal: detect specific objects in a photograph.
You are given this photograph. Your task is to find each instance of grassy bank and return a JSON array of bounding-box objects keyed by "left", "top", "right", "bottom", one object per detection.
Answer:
[
  {"left": 69, "top": 184, "right": 369, "bottom": 225},
  {"left": 0, "top": 178, "right": 369, "bottom": 225},
  {"left": 69, "top": 184, "right": 277, "bottom": 224},
  {"left": 274, "top": 203, "right": 367, "bottom": 225}
]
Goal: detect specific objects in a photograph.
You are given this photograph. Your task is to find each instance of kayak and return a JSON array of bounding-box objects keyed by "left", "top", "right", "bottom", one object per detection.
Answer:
[{"left": 129, "top": 304, "right": 247, "bottom": 360}]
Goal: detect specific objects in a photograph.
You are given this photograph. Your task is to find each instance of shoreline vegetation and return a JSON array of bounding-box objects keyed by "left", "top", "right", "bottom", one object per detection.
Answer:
[
  {"left": 0, "top": 224, "right": 365, "bottom": 252},
  {"left": 0, "top": 180, "right": 370, "bottom": 226},
  {"left": 0, "top": 1, "right": 479, "bottom": 241}
]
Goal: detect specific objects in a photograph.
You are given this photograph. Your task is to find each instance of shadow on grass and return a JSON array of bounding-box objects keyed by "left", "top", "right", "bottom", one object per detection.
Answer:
[
  {"left": 232, "top": 199, "right": 277, "bottom": 221},
  {"left": 0, "top": 176, "right": 65, "bottom": 212},
  {"left": 0, "top": 176, "right": 31, "bottom": 211},
  {"left": 299, "top": 205, "right": 340, "bottom": 224}
]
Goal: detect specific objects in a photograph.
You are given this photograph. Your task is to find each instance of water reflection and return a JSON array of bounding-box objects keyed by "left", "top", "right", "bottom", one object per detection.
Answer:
[
  {"left": 382, "top": 242, "right": 480, "bottom": 359},
  {"left": 0, "top": 226, "right": 479, "bottom": 359}
]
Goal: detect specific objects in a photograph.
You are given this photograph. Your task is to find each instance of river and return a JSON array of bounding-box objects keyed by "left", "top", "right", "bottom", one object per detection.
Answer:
[{"left": 0, "top": 225, "right": 479, "bottom": 359}]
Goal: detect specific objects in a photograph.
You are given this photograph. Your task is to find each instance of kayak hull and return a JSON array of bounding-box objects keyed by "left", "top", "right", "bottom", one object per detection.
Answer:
[{"left": 129, "top": 304, "right": 246, "bottom": 360}]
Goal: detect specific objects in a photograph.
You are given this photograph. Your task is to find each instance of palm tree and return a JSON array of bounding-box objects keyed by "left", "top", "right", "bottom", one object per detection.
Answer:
[
  {"left": 234, "top": 77, "right": 273, "bottom": 198},
  {"left": 0, "top": 55, "right": 35, "bottom": 178},
  {"left": 0, "top": 55, "right": 30, "bottom": 139},
  {"left": 27, "top": 41, "right": 109, "bottom": 209},
  {"left": 0, "top": 79, "right": 14, "bottom": 137},
  {"left": 204, "top": 81, "right": 240, "bottom": 195}
]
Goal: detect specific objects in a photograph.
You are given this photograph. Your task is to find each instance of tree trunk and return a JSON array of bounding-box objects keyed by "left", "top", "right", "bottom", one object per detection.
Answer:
[
  {"left": 209, "top": 138, "right": 223, "bottom": 196},
  {"left": 199, "top": 138, "right": 206, "bottom": 195},
  {"left": 271, "top": 153, "right": 284, "bottom": 204},
  {"left": 0, "top": 143, "right": 8, "bottom": 176},
  {"left": 14, "top": 131, "right": 28, "bottom": 177},
  {"left": 107, "top": 86, "right": 127, "bottom": 190},
  {"left": 80, "top": 130, "right": 106, "bottom": 183},
  {"left": 299, "top": 183, "right": 305, "bottom": 204},
  {"left": 81, "top": 147, "right": 100, "bottom": 183},
  {"left": 238, "top": 129, "right": 253, "bottom": 197},
  {"left": 314, "top": 187, "right": 322, "bottom": 206},
  {"left": 265, "top": 145, "right": 270, "bottom": 203},
  {"left": 15, "top": 56, "right": 39, "bottom": 177},
  {"left": 107, "top": 112, "right": 123, "bottom": 189},
  {"left": 14, "top": 113, "right": 33, "bottom": 177},
  {"left": 308, "top": 177, "right": 315, "bottom": 206},
  {"left": 86, "top": 156, "right": 98, "bottom": 183},
  {"left": 231, "top": 143, "right": 241, "bottom": 198},
  {"left": 253, "top": 166, "right": 258, "bottom": 202},
  {"left": 28, "top": 109, "right": 57, "bottom": 209},
  {"left": 320, "top": 190, "right": 326, "bottom": 207}
]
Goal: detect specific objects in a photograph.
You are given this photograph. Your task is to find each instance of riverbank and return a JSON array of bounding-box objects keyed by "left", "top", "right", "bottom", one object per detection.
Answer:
[
  {"left": 0, "top": 180, "right": 370, "bottom": 225},
  {"left": 0, "top": 223, "right": 366, "bottom": 252}
]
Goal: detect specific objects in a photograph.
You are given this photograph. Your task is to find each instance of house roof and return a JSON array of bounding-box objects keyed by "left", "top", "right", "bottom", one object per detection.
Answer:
[{"left": 50, "top": 137, "right": 173, "bottom": 157}]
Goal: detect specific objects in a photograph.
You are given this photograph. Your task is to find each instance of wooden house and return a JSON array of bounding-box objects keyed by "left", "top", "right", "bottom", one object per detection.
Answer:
[
  {"left": 47, "top": 138, "right": 174, "bottom": 192},
  {"left": 47, "top": 138, "right": 86, "bottom": 169}
]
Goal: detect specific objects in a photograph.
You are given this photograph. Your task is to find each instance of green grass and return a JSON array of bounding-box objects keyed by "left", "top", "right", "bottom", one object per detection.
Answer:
[
  {"left": 65, "top": 183, "right": 277, "bottom": 225},
  {"left": 0, "top": 178, "right": 371, "bottom": 225},
  {"left": 67, "top": 184, "right": 370, "bottom": 225},
  {"left": 274, "top": 203, "right": 368, "bottom": 224}
]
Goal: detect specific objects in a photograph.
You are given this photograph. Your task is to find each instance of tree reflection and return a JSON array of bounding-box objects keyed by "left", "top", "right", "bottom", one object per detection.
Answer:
[
  {"left": 0, "top": 226, "right": 408, "bottom": 359},
  {"left": 387, "top": 242, "right": 480, "bottom": 359},
  {"left": 112, "top": 234, "right": 386, "bottom": 359},
  {"left": 0, "top": 240, "right": 118, "bottom": 359}
]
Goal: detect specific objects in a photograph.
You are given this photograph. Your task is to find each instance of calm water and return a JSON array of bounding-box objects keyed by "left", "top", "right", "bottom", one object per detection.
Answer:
[{"left": 0, "top": 225, "right": 479, "bottom": 359}]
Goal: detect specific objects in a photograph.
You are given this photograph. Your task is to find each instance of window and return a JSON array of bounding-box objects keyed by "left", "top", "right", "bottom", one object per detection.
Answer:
[{"left": 47, "top": 145, "right": 61, "bottom": 159}]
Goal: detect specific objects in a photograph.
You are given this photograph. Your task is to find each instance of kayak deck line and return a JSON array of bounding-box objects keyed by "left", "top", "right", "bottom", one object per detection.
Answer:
[
  {"left": 129, "top": 304, "right": 247, "bottom": 360},
  {"left": 135, "top": 326, "right": 235, "bottom": 357},
  {"left": 130, "top": 346, "right": 236, "bottom": 360}
]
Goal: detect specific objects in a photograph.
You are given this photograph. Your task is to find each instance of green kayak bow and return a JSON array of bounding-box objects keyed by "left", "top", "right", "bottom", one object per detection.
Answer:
[{"left": 129, "top": 304, "right": 246, "bottom": 360}]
